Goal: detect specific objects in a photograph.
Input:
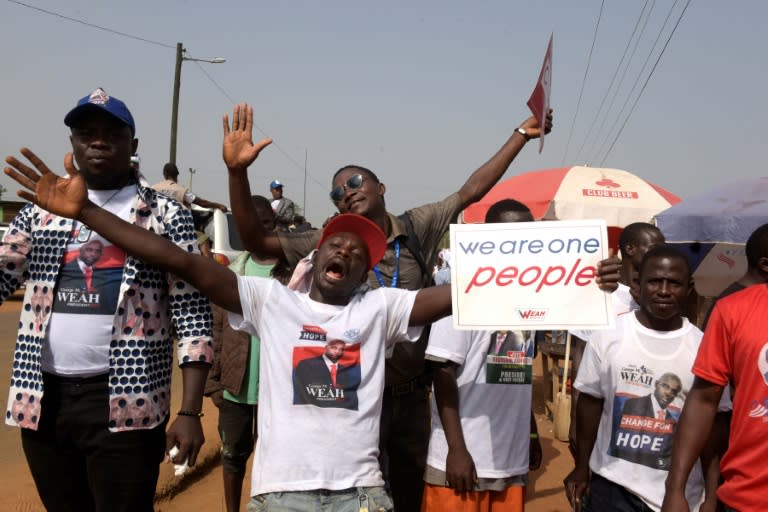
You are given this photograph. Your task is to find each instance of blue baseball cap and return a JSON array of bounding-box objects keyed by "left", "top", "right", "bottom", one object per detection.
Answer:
[
  {"left": 270, "top": 180, "right": 283, "bottom": 189},
  {"left": 64, "top": 88, "right": 136, "bottom": 135}
]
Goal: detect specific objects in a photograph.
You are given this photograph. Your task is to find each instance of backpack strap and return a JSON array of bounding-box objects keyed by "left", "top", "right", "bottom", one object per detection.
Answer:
[{"left": 397, "top": 212, "right": 432, "bottom": 287}]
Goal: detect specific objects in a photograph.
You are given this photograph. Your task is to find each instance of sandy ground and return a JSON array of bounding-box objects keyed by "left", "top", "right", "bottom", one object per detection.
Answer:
[{"left": 0, "top": 294, "right": 573, "bottom": 512}]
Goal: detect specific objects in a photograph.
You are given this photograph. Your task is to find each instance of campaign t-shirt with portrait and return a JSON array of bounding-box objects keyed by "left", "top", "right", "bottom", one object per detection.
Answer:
[
  {"left": 575, "top": 311, "right": 716, "bottom": 512},
  {"left": 229, "top": 275, "right": 420, "bottom": 496},
  {"left": 425, "top": 316, "right": 532, "bottom": 481},
  {"left": 693, "top": 284, "right": 768, "bottom": 511},
  {"left": 44, "top": 185, "right": 133, "bottom": 377}
]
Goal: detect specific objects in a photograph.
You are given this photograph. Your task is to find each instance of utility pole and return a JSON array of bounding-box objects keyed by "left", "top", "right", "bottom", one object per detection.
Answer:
[
  {"left": 169, "top": 43, "right": 183, "bottom": 166},
  {"left": 169, "top": 43, "right": 226, "bottom": 165}
]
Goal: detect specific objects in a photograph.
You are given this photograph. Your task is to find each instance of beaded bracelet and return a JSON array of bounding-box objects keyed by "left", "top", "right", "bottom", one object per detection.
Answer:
[{"left": 177, "top": 410, "right": 204, "bottom": 418}]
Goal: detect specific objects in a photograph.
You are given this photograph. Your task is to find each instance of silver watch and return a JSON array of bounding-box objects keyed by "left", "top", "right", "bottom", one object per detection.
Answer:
[{"left": 515, "top": 127, "right": 530, "bottom": 140}]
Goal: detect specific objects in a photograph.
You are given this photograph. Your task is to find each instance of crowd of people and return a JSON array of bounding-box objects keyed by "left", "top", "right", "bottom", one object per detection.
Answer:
[{"left": 0, "top": 86, "right": 765, "bottom": 512}]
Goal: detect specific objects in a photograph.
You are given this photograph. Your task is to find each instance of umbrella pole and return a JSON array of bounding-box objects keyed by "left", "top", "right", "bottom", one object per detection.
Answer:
[{"left": 554, "top": 332, "right": 572, "bottom": 441}]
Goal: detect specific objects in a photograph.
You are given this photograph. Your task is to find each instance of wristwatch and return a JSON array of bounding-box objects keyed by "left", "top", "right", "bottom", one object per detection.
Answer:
[{"left": 515, "top": 127, "right": 531, "bottom": 141}]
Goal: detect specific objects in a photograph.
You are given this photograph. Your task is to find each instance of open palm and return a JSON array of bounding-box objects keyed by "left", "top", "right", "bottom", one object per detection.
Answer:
[
  {"left": 222, "top": 103, "right": 272, "bottom": 171},
  {"left": 4, "top": 148, "right": 88, "bottom": 219}
]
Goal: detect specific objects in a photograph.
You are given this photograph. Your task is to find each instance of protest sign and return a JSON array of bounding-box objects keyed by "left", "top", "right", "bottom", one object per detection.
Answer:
[{"left": 450, "top": 219, "right": 613, "bottom": 330}]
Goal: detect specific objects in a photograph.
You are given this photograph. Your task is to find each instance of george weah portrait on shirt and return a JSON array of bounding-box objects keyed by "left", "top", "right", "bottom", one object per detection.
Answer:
[{"left": 292, "top": 338, "right": 362, "bottom": 410}]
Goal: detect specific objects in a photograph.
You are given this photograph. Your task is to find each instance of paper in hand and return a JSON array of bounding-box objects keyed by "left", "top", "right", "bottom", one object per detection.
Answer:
[{"left": 527, "top": 33, "right": 553, "bottom": 153}]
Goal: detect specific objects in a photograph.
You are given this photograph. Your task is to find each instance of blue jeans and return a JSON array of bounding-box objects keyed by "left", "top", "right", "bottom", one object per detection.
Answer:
[{"left": 247, "top": 486, "right": 393, "bottom": 512}]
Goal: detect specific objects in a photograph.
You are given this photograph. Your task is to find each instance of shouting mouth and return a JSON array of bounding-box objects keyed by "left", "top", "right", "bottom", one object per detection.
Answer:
[{"left": 324, "top": 260, "right": 347, "bottom": 282}]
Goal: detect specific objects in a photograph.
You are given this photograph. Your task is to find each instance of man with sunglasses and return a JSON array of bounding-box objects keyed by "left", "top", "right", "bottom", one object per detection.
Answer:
[{"left": 225, "top": 102, "right": 552, "bottom": 511}]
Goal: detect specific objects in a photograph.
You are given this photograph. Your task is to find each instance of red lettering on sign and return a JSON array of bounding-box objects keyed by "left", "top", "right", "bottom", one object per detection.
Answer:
[{"left": 464, "top": 259, "right": 596, "bottom": 293}]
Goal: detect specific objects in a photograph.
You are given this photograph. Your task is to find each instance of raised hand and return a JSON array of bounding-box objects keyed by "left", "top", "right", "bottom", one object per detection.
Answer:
[
  {"left": 595, "top": 255, "right": 621, "bottom": 293},
  {"left": 4, "top": 148, "right": 88, "bottom": 219},
  {"left": 518, "top": 108, "right": 554, "bottom": 139},
  {"left": 222, "top": 103, "right": 273, "bottom": 171}
]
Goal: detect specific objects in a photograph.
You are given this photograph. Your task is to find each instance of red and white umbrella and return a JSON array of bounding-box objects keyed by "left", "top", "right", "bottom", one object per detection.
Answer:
[{"left": 461, "top": 166, "right": 681, "bottom": 250}]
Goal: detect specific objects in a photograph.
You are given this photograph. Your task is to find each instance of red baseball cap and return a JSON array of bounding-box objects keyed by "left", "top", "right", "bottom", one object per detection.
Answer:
[{"left": 318, "top": 214, "right": 386, "bottom": 270}]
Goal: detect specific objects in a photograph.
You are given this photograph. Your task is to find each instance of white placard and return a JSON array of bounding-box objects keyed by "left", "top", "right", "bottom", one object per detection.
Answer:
[{"left": 450, "top": 219, "right": 613, "bottom": 330}]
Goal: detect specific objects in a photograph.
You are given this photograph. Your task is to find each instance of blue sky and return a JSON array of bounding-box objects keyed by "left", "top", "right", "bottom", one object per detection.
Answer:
[{"left": 1, "top": 1, "right": 765, "bottom": 226}]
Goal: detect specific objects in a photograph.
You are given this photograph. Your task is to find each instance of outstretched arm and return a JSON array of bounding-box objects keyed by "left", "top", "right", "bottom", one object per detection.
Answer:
[
  {"left": 409, "top": 284, "right": 452, "bottom": 326},
  {"left": 192, "top": 196, "right": 228, "bottom": 212},
  {"left": 4, "top": 148, "right": 242, "bottom": 314},
  {"left": 661, "top": 377, "right": 723, "bottom": 512},
  {"left": 223, "top": 104, "right": 284, "bottom": 259},
  {"left": 456, "top": 109, "right": 553, "bottom": 210}
]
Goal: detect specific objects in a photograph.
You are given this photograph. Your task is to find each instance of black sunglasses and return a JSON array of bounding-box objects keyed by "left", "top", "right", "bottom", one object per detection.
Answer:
[{"left": 330, "top": 174, "right": 365, "bottom": 203}]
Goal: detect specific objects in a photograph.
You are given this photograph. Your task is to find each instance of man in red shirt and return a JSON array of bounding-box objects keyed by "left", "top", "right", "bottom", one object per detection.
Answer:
[{"left": 662, "top": 223, "right": 768, "bottom": 512}]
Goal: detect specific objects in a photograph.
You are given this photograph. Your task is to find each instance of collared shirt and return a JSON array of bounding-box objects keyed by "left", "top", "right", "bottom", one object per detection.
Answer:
[{"left": 0, "top": 173, "right": 213, "bottom": 432}]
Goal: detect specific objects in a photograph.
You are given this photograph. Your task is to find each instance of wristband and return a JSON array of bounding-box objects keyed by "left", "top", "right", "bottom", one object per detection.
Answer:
[
  {"left": 515, "top": 127, "right": 531, "bottom": 141},
  {"left": 530, "top": 432, "right": 539, "bottom": 439},
  {"left": 177, "top": 410, "right": 204, "bottom": 418}
]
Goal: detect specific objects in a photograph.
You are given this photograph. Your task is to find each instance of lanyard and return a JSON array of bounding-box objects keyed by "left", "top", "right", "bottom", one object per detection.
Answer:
[{"left": 372, "top": 239, "right": 400, "bottom": 288}]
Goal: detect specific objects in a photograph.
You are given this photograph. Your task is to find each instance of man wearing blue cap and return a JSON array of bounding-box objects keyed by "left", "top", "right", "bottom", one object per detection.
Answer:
[
  {"left": 4, "top": 139, "right": 458, "bottom": 510},
  {"left": 269, "top": 179, "right": 295, "bottom": 232},
  {"left": 0, "top": 87, "right": 213, "bottom": 512}
]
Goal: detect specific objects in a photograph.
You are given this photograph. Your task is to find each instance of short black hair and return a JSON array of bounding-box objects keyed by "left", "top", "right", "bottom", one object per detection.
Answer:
[
  {"left": 745, "top": 223, "right": 768, "bottom": 268},
  {"left": 619, "top": 222, "right": 663, "bottom": 258},
  {"left": 638, "top": 245, "right": 691, "bottom": 280},
  {"left": 251, "top": 194, "right": 273, "bottom": 214},
  {"left": 162, "top": 162, "right": 179, "bottom": 178},
  {"left": 485, "top": 199, "right": 533, "bottom": 223},
  {"left": 332, "top": 165, "right": 380, "bottom": 184}
]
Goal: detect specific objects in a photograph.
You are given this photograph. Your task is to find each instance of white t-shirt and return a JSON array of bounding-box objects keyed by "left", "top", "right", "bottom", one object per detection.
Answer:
[
  {"left": 425, "top": 316, "right": 531, "bottom": 479},
  {"left": 230, "top": 276, "right": 421, "bottom": 495},
  {"left": 44, "top": 185, "right": 133, "bottom": 376},
  {"left": 575, "top": 312, "right": 725, "bottom": 512}
]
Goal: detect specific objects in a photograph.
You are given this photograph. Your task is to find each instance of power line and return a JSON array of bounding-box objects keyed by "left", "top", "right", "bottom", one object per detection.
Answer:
[
  {"left": 9, "top": 0, "right": 327, "bottom": 194},
  {"left": 590, "top": 0, "right": 683, "bottom": 164},
  {"left": 561, "top": 0, "right": 605, "bottom": 166},
  {"left": 7, "top": 0, "right": 174, "bottom": 48},
  {"left": 599, "top": 0, "right": 693, "bottom": 165},
  {"left": 573, "top": 0, "right": 651, "bottom": 164},
  {"left": 582, "top": 0, "right": 658, "bottom": 164},
  {"left": 188, "top": 57, "right": 324, "bottom": 190}
]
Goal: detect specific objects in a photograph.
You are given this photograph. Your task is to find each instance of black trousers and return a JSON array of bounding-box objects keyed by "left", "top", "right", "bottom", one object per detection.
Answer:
[
  {"left": 379, "top": 382, "right": 431, "bottom": 512},
  {"left": 217, "top": 398, "right": 257, "bottom": 475},
  {"left": 583, "top": 473, "right": 654, "bottom": 512},
  {"left": 21, "top": 373, "right": 167, "bottom": 512}
]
